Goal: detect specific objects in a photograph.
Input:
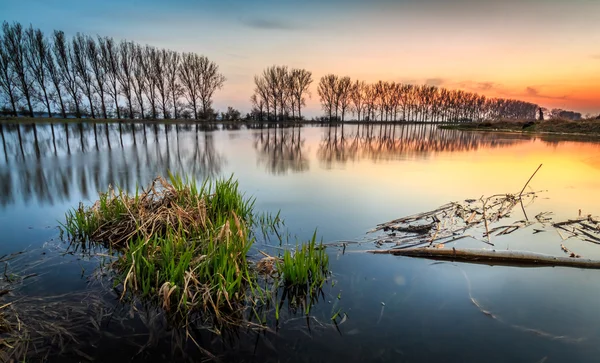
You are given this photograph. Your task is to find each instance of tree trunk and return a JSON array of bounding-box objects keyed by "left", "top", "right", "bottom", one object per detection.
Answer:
[
  {"left": 100, "top": 94, "right": 107, "bottom": 119},
  {"left": 57, "top": 88, "right": 66, "bottom": 118},
  {"left": 26, "top": 96, "right": 34, "bottom": 117}
]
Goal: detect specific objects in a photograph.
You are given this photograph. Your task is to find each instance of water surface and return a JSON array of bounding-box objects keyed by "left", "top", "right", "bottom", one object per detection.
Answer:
[{"left": 1, "top": 122, "right": 600, "bottom": 362}]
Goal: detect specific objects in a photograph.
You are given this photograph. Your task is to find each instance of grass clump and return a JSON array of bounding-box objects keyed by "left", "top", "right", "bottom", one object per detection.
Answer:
[
  {"left": 61, "top": 174, "right": 329, "bottom": 327},
  {"left": 276, "top": 232, "right": 329, "bottom": 292},
  {"left": 272, "top": 233, "right": 330, "bottom": 318}
]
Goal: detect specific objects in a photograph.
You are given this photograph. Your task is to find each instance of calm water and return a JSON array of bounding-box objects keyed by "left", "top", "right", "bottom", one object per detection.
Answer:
[{"left": 1, "top": 121, "right": 600, "bottom": 362}]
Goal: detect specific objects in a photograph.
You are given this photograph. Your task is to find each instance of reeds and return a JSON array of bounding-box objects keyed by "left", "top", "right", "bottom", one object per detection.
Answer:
[
  {"left": 276, "top": 232, "right": 329, "bottom": 291},
  {"left": 61, "top": 174, "right": 330, "bottom": 329}
]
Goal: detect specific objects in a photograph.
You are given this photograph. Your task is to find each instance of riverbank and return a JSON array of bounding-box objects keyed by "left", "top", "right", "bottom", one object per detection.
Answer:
[{"left": 439, "top": 119, "right": 600, "bottom": 137}]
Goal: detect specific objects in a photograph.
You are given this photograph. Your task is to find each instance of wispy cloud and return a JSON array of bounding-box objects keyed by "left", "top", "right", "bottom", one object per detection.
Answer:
[
  {"left": 457, "top": 80, "right": 500, "bottom": 92},
  {"left": 525, "top": 86, "right": 569, "bottom": 100},
  {"left": 591, "top": 54, "right": 600, "bottom": 60},
  {"left": 241, "top": 17, "right": 298, "bottom": 31},
  {"left": 425, "top": 78, "right": 444, "bottom": 86}
]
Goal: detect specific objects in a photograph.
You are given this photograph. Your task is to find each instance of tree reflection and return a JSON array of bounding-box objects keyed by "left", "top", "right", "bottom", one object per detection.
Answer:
[
  {"left": 0, "top": 121, "right": 225, "bottom": 210},
  {"left": 318, "top": 123, "right": 533, "bottom": 168},
  {"left": 253, "top": 124, "right": 309, "bottom": 175}
]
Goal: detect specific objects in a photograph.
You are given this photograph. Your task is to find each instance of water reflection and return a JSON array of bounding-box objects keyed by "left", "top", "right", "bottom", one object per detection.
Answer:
[
  {"left": 253, "top": 125, "right": 308, "bottom": 175},
  {"left": 318, "top": 123, "right": 527, "bottom": 167},
  {"left": 1, "top": 121, "right": 599, "bottom": 210},
  {"left": 0, "top": 122, "right": 224, "bottom": 209}
]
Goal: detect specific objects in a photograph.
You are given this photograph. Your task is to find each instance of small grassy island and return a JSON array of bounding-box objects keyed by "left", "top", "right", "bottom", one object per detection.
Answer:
[{"left": 60, "top": 175, "right": 329, "bottom": 327}]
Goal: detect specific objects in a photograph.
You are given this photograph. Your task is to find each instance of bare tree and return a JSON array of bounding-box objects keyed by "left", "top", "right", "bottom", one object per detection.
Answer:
[
  {"left": 153, "top": 48, "right": 170, "bottom": 119},
  {"left": 0, "top": 38, "right": 20, "bottom": 116},
  {"left": 117, "top": 40, "right": 135, "bottom": 119},
  {"left": 53, "top": 30, "right": 81, "bottom": 118},
  {"left": 141, "top": 45, "right": 158, "bottom": 119},
  {"left": 337, "top": 76, "right": 352, "bottom": 122},
  {"left": 99, "top": 37, "right": 120, "bottom": 119},
  {"left": 289, "top": 68, "right": 312, "bottom": 120},
  {"left": 317, "top": 74, "right": 338, "bottom": 121},
  {"left": 350, "top": 80, "right": 366, "bottom": 122},
  {"left": 44, "top": 40, "right": 66, "bottom": 118},
  {"left": 198, "top": 56, "right": 225, "bottom": 120},
  {"left": 2, "top": 22, "right": 34, "bottom": 117},
  {"left": 250, "top": 93, "right": 265, "bottom": 121},
  {"left": 72, "top": 33, "right": 95, "bottom": 118},
  {"left": 252, "top": 75, "right": 271, "bottom": 120},
  {"left": 364, "top": 83, "right": 377, "bottom": 121},
  {"left": 24, "top": 26, "right": 53, "bottom": 117},
  {"left": 179, "top": 52, "right": 201, "bottom": 120},
  {"left": 163, "top": 50, "right": 180, "bottom": 119},
  {"left": 86, "top": 36, "right": 107, "bottom": 118},
  {"left": 131, "top": 44, "right": 147, "bottom": 119}
]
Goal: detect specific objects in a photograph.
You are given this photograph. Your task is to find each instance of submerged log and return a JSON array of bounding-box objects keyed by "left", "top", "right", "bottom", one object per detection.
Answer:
[{"left": 368, "top": 247, "right": 600, "bottom": 269}]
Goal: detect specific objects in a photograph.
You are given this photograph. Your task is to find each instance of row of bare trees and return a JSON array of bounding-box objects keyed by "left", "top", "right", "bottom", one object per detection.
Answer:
[
  {"left": 0, "top": 21, "right": 225, "bottom": 120},
  {"left": 316, "top": 75, "right": 540, "bottom": 122},
  {"left": 250, "top": 65, "right": 313, "bottom": 121}
]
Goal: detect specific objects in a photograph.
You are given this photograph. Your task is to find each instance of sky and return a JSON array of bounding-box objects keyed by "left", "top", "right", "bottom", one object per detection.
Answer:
[{"left": 2, "top": 0, "right": 600, "bottom": 117}]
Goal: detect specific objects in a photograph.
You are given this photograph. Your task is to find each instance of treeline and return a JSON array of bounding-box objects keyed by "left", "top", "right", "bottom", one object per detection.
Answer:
[
  {"left": 0, "top": 21, "right": 225, "bottom": 120},
  {"left": 250, "top": 65, "right": 313, "bottom": 121},
  {"left": 316, "top": 76, "right": 539, "bottom": 122},
  {"left": 547, "top": 108, "right": 582, "bottom": 121}
]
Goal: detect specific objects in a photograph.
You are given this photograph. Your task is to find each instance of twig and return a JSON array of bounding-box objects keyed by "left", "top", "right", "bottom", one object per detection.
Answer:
[{"left": 519, "top": 164, "right": 543, "bottom": 197}]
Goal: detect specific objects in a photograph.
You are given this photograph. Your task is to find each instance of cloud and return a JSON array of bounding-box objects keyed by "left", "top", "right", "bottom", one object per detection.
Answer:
[
  {"left": 525, "top": 86, "right": 569, "bottom": 100},
  {"left": 241, "top": 17, "right": 298, "bottom": 30},
  {"left": 525, "top": 87, "right": 539, "bottom": 96},
  {"left": 591, "top": 54, "right": 600, "bottom": 60},
  {"left": 457, "top": 80, "right": 500, "bottom": 92},
  {"left": 425, "top": 78, "right": 444, "bottom": 86}
]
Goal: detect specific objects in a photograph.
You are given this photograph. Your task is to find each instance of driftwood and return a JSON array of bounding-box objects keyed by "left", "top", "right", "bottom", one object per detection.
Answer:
[{"left": 368, "top": 247, "right": 600, "bottom": 269}]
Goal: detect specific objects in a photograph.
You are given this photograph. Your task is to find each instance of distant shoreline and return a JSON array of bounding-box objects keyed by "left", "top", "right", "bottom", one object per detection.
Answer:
[{"left": 439, "top": 119, "right": 600, "bottom": 138}]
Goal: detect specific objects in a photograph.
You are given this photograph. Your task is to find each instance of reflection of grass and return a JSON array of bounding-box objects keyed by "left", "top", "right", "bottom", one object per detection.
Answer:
[{"left": 61, "top": 174, "right": 330, "bottom": 328}]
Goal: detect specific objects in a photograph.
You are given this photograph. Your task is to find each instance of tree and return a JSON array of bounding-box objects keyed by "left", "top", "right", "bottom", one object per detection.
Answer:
[
  {"left": 289, "top": 68, "right": 312, "bottom": 120},
  {"left": 163, "top": 50, "right": 180, "bottom": 119},
  {"left": 0, "top": 38, "right": 19, "bottom": 116},
  {"left": 336, "top": 76, "right": 352, "bottom": 122},
  {"left": 317, "top": 74, "right": 338, "bottom": 121},
  {"left": 221, "top": 106, "right": 241, "bottom": 121},
  {"left": 87, "top": 36, "right": 107, "bottom": 118},
  {"left": 350, "top": 80, "right": 366, "bottom": 122},
  {"left": 25, "top": 26, "right": 53, "bottom": 117},
  {"left": 179, "top": 52, "right": 201, "bottom": 120},
  {"left": 141, "top": 45, "right": 158, "bottom": 119},
  {"left": 117, "top": 40, "right": 135, "bottom": 119},
  {"left": 252, "top": 75, "right": 271, "bottom": 120},
  {"left": 131, "top": 44, "right": 147, "bottom": 119},
  {"left": 198, "top": 56, "right": 225, "bottom": 120},
  {"left": 250, "top": 93, "right": 265, "bottom": 121},
  {"left": 2, "top": 22, "right": 34, "bottom": 117},
  {"left": 98, "top": 37, "right": 120, "bottom": 119},
  {"left": 153, "top": 48, "right": 170, "bottom": 119},
  {"left": 44, "top": 37, "right": 66, "bottom": 118},
  {"left": 72, "top": 33, "right": 95, "bottom": 118},
  {"left": 53, "top": 30, "right": 81, "bottom": 118}
]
